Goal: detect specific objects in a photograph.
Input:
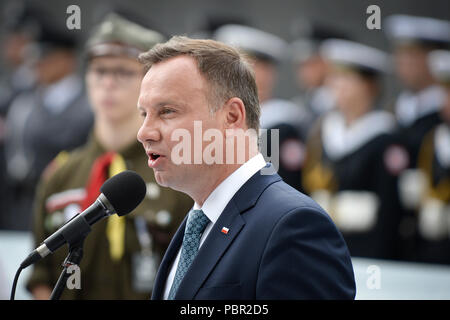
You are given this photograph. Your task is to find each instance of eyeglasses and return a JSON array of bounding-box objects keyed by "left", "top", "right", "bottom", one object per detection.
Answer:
[{"left": 87, "top": 66, "right": 143, "bottom": 85}]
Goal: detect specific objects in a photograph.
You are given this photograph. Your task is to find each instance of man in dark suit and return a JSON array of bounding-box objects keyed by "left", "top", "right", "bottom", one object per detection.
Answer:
[{"left": 136, "top": 36, "right": 355, "bottom": 299}]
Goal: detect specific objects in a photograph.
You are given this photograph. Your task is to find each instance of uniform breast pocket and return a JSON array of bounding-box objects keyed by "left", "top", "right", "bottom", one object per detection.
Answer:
[{"left": 195, "top": 283, "right": 243, "bottom": 300}]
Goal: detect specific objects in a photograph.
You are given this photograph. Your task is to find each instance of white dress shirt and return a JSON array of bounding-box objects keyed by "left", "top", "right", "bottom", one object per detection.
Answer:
[{"left": 162, "top": 153, "right": 267, "bottom": 299}]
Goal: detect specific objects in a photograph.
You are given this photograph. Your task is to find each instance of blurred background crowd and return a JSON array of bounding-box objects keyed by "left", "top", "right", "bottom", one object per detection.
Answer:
[{"left": 0, "top": 0, "right": 449, "bottom": 299}]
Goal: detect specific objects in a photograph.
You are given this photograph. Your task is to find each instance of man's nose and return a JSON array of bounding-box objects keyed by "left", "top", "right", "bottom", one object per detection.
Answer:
[{"left": 137, "top": 117, "right": 161, "bottom": 144}]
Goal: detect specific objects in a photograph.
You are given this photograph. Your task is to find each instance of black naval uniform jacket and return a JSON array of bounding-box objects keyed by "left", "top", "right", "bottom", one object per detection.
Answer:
[{"left": 303, "top": 110, "right": 406, "bottom": 260}]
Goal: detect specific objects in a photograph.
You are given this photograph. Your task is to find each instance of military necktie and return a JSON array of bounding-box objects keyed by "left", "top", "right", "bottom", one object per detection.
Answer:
[{"left": 168, "top": 209, "right": 210, "bottom": 299}]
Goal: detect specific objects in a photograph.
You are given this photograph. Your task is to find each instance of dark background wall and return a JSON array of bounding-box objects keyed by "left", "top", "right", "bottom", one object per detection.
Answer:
[{"left": 1, "top": 0, "right": 449, "bottom": 102}]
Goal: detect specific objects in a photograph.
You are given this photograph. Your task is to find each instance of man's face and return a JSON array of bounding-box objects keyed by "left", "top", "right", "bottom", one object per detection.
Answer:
[
  {"left": 296, "top": 55, "right": 327, "bottom": 90},
  {"left": 393, "top": 45, "right": 433, "bottom": 91},
  {"left": 327, "top": 68, "right": 375, "bottom": 115},
  {"left": 35, "top": 49, "right": 75, "bottom": 85},
  {"left": 4, "top": 32, "right": 31, "bottom": 67},
  {"left": 86, "top": 56, "right": 144, "bottom": 124},
  {"left": 137, "top": 56, "right": 226, "bottom": 193},
  {"left": 251, "top": 57, "right": 276, "bottom": 104}
]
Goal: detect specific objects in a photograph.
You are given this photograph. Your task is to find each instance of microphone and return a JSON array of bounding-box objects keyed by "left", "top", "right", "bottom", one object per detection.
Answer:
[{"left": 20, "top": 170, "right": 147, "bottom": 269}]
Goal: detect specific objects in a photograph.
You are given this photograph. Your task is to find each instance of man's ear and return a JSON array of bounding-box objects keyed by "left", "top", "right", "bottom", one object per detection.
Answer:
[{"left": 223, "top": 97, "right": 247, "bottom": 129}]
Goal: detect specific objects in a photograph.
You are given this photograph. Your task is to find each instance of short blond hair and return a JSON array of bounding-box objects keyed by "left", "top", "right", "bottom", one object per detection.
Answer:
[{"left": 138, "top": 36, "right": 260, "bottom": 131}]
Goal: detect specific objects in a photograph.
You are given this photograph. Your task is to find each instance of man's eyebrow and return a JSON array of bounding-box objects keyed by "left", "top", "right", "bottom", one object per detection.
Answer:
[
  {"left": 137, "top": 101, "right": 181, "bottom": 111},
  {"left": 154, "top": 101, "right": 183, "bottom": 109}
]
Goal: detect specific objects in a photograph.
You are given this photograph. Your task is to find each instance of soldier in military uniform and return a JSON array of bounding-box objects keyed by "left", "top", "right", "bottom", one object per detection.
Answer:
[
  {"left": 0, "top": 7, "right": 38, "bottom": 227},
  {"left": 302, "top": 39, "right": 407, "bottom": 259},
  {"left": 26, "top": 13, "right": 193, "bottom": 299},
  {"left": 214, "top": 24, "right": 309, "bottom": 192},
  {"left": 2, "top": 14, "right": 93, "bottom": 231},
  {"left": 411, "top": 50, "right": 450, "bottom": 264}
]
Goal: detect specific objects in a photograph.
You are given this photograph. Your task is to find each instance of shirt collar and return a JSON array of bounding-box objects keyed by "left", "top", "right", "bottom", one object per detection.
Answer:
[
  {"left": 192, "top": 153, "right": 266, "bottom": 224},
  {"left": 396, "top": 85, "right": 445, "bottom": 126}
]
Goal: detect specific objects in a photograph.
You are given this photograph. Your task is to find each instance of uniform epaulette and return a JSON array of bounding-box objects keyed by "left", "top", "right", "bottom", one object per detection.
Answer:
[{"left": 41, "top": 150, "right": 70, "bottom": 182}]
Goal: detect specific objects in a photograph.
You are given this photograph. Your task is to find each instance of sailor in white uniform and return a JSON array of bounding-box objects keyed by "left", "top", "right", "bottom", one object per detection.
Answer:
[
  {"left": 384, "top": 15, "right": 450, "bottom": 260},
  {"left": 409, "top": 49, "right": 450, "bottom": 264},
  {"left": 214, "top": 24, "right": 308, "bottom": 191},
  {"left": 384, "top": 15, "right": 450, "bottom": 167},
  {"left": 302, "top": 39, "right": 408, "bottom": 259}
]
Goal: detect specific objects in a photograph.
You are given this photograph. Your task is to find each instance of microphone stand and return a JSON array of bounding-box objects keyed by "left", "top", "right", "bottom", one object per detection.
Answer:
[{"left": 50, "top": 239, "right": 85, "bottom": 300}]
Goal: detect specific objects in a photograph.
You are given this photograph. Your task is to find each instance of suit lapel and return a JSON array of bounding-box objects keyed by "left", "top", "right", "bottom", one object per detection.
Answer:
[
  {"left": 175, "top": 169, "right": 282, "bottom": 299},
  {"left": 151, "top": 216, "right": 188, "bottom": 300},
  {"left": 174, "top": 200, "right": 245, "bottom": 299}
]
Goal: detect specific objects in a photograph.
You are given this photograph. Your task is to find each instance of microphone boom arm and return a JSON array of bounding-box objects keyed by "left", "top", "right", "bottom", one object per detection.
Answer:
[{"left": 50, "top": 239, "right": 85, "bottom": 300}]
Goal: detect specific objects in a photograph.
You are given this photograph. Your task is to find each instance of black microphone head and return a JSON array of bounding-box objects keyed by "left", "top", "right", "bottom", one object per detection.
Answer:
[{"left": 100, "top": 170, "right": 146, "bottom": 216}]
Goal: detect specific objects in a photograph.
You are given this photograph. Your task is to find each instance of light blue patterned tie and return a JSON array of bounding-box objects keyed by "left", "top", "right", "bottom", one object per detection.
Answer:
[{"left": 168, "top": 209, "right": 210, "bottom": 299}]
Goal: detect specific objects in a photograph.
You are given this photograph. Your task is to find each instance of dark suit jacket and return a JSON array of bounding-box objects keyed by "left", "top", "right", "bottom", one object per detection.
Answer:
[{"left": 152, "top": 168, "right": 356, "bottom": 299}]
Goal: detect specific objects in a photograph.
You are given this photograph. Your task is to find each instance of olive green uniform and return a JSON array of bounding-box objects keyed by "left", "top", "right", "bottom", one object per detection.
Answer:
[{"left": 26, "top": 133, "right": 193, "bottom": 299}]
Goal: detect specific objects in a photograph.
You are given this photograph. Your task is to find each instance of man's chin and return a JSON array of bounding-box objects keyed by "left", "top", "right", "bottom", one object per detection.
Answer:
[
  {"left": 153, "top": 171, "right": 169, "bottom": 187},
  {"left": 154, "top": 171, "right": 190, "bottom": 196}
]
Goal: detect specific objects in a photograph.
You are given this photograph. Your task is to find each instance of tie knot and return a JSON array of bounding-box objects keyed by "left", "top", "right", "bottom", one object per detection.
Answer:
[{"left": 185, "top": 209, "right": 210, "bottom": 235}]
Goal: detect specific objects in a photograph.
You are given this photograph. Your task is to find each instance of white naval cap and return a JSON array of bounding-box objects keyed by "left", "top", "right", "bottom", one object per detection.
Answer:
[
  {"left": 428, "top": 50, "right": 450, "bottom": 83},
  {"left": 214, "top": 24, "right": 287, "bottom": 63},
  {"left": 384, "top": 15, "right": 450, "bottom": 48},
  {"left": 320, "top": 39, "right": 390, "bottom": 74}
]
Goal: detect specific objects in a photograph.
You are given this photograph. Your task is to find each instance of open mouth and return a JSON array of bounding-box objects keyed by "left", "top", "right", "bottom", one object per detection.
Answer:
[{"left": 149, "top": 153, "right": 161, "bottom": 161}]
